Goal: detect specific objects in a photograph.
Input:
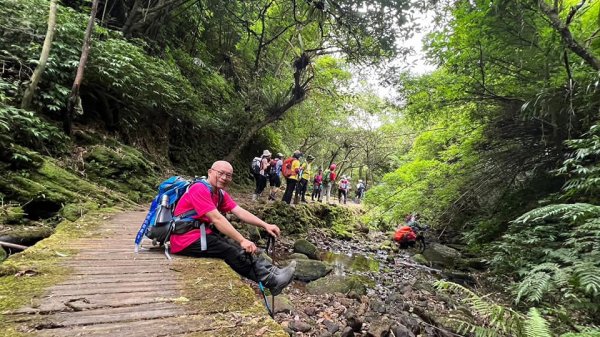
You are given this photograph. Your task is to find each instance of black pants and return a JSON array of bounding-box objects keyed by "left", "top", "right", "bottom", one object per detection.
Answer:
[
  {"left": 338, "top": 189, "right": 347, "bottom": 204},
  {"left": 282, "top": 178, "right": 297, "bottom": 204},
  {"left": 311, "top": 184, "right": 322, "bottom": 200},
  {"left": 295, "top": 178, "right": 308, "bottom": 201},
  {"left": 177, "top": 233, "right": 254, "bottom": 280},
  {"left": 254, "top": 173, "right": 267, "bottom": 195}
]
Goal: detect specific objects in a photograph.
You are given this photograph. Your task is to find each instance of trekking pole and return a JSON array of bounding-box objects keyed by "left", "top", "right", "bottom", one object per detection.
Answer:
[
  {"left": 265, "top": 235, "right": 275, "bottom": 317},
  {"left": 247, "top": 250, "right": 274, "bottom": 318}
]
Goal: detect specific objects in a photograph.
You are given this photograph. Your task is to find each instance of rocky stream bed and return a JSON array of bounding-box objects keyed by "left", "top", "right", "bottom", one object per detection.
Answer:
[{"left": 246, "top": 227, "right": 476, "bottom": 337}]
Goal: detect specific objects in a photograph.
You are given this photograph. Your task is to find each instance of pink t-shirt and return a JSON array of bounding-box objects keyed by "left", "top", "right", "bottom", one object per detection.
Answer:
[{"left": 170, "top": 182, "right": 237, "bottom": 253}]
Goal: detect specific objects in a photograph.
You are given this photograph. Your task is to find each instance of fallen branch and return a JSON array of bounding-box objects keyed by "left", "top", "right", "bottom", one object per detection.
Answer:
[{"left": 0, "top": 240, "right": 28, "bottom": 250}]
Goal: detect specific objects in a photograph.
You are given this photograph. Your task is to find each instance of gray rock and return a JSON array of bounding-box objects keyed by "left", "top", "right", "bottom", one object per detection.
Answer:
[
  {"left": 290, "top": 320, "right": 312, "bottom": 332},
  {"left": 294, "top": 239, "right": 319, "bottom": 259},
  {"left": 422, "top": 243, "right": 461, "bottom": 268},
  {"left": 371, "top": 300, "right": 387, "bottom": 314},
  {"left": 341, "top": 326, "right": 355, "bottom": 337},
  {"left": 365, "top": 316, "right": 393, "bottom": 337},
  {"left": 306, "top": 275, "right": 367, "bottom": 296},
  {"left": 273, "top": 295, "right": 294, "bottom": 314},
  {"left": 304, "top": 306, "right": 317, "bottom": 316},
  {"left": 390, "top": 324, "right": 415, "bottom": 337},
  {"left": 324, "top": 320, "right": 340, "bottom": 334},
  {"left": 293, "top": 259, "right": 333, "bottom": 281}
]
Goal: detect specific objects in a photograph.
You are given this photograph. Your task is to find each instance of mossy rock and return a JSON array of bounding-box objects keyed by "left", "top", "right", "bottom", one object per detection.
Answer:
[
  {"left": 292, "top": 259, "right": 332, "bottom": 281},
  {"left": 60, "top": 202, "right": 99, "bottom": 222},
  {"left": 293, "top": 239, "right": 318, "bottom": 259},
  {"left": 0, "top": 206, "right": 26, "bottom": 224},
  {"left": 412, "top": 253, "right": 429, "bottom": 265},
  {"left": 83, "top": 145, "right": 159, "bottom": 201},
  {"left": 306, "top": 274, "right": 370, "bottom": 296}
]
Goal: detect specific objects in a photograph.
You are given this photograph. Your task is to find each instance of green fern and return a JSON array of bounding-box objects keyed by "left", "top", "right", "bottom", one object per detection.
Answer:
[{"left": 524, "top": 308, "right": 552, "bottom": 337}]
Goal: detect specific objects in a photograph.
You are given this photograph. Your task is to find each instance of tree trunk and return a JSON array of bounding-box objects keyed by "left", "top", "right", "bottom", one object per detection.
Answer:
[
  {"left": 21, "top": 0, "right": 58, "bottom": 110},
  {"left": 224, "top": 95, "right": 302, "bottom": 162},
  {"left": 537, "top": 0, "right": 600, "bottom": 71},
  {"left": 65, "top": 0, "right": 100, "bottom": 135}
]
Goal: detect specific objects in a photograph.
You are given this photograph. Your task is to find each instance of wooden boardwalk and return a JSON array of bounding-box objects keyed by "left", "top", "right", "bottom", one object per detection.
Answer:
[{"left": 4, "top": 211, "right": 286, "bottom": 337}]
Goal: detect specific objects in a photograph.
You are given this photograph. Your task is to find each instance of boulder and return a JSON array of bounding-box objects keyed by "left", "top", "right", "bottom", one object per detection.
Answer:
[
  {"left": 289, "top": 252, "right": 309, "bottom": 260},
  {"left": 422, "top": 243, "right": 461, "bottom": 268},
  {"left": 293, "top": 238, "right": 319, "bottom": 259},
  {"left": 306, "top": 275, "right": 368, "bottom": 296},
  {"left": 293, "top": 259, "right": 332, "bottom": 281}
]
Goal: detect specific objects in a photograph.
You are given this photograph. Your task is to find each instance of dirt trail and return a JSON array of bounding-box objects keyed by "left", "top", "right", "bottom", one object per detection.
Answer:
[{"left": 3, "top": 211, "right": 286, "bottom": 337}]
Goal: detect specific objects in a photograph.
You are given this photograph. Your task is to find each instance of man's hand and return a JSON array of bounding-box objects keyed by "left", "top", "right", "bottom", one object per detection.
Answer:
[
  {"left": 263, "top": 224, "right": 281, "bottom": 238},
  {"left": 240, "top": 239, "right": 257, "bottom": 254}
]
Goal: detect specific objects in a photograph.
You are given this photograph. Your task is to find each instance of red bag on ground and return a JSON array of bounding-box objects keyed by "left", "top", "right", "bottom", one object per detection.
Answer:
[{"left": 394, "top": 226, "right": 416, "bottom": 243}]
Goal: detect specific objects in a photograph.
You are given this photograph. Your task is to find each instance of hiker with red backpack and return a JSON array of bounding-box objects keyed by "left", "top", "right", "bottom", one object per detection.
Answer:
[
  {"left": 322, "top": 163, "right": 337, "bottom": 203},
  {"left": 169, "top": 160, "right": 296, "bottom": 295},
  {"left": 337, "top": 175, "right": 350, "bottom": 204},
  {"left": 281, "top": 150, "right": 302, "bottom": 204}
]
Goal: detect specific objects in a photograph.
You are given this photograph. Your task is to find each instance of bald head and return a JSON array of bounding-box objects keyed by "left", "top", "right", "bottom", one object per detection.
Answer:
[
  {"left": 211, "top": 160, "right": 233, "bottom": 171},
  {"left": 208, "top": 160, "right": 234, "bottom": 189}
]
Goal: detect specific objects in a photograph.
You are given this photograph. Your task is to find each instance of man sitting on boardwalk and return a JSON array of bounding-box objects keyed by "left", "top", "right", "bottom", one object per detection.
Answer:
[{"left": 170, "top": 160, "right": 296, "bottom": 295}]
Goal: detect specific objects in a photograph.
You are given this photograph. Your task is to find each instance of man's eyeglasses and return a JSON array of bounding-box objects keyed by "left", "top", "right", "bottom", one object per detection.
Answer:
[{"left": 212, "top": 169, "right": 233, "bottom": 180}]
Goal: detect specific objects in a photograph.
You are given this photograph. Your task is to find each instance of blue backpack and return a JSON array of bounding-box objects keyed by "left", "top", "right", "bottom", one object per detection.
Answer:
[{"left": 134, "top": 176, "right": 223, "bottom": 258}]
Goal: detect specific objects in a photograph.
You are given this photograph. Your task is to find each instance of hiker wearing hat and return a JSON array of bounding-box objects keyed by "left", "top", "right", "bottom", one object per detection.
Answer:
[
  {"left": 337, "top": 175, "right": 350, "bottom": 204},
  {"left": 295, "top": 154, "right": 315, "bottom": 203},
  {"left": 252, "top": 150, "right": 271, "bottom": 201},
  {"left": 171, "top": 160, "right": 296, "bottom": 296},
  {"left": 322, "top": 163, "right": 337, "bottom": 203},
  {"left": 281, "top": 150, "right": 302, "bottom": 204},
  {"left": 355, "top": 179, "right": 366, "bottom": 203},
  {"left": 268, "top": 153, "right": 284, "bottom": 200}
]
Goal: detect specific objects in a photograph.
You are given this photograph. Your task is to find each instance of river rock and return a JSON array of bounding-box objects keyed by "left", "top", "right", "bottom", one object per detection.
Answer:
[
  {"left": 290, "top": 320, "right": 312, "bottom": 332},
  {"left": 390, "top": 324, "right": 415, "bottom": 337},
  {"left": 345, "top": 311, "right": 363, "bottom": 332},
  {"left": 306, "top": 275, "right": 367, "bottom": 296},
  {"left": 324, "top": 319, "right": 340, "bottom": 334},
  {"left": 371, "top": 300, "right": 386, "bottom": 314},
  {"left": 273, "top": 295, "right": 294, "bottom": 314},
  {"left": 341, "top": 326, "right": 355, "bottom": 337},
  {"left": 293, "top": 259, "right": 333, "bottom": 281},
  {"left": 366, "top": 316, "right": 392, "bottom": 337},
  {"left": 422, "top": 243, "right": 461, "bottom": 268},
  {"left": 294, "top": 239, "right": 319, "bottom": 259},
  {"left": 289, "top": 252, "right": 309, "bottom": 260}
]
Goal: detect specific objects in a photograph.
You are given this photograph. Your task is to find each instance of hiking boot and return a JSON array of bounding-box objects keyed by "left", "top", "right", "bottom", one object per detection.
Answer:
[
  {"left": 252, "top": 193, "right": 258, "bottom": 201},
  {"left": 265, "top": 263, "right": 296, "bottom": 296},
  {"left": 252, "top": 256, "right": 296, "bottom": 296}
]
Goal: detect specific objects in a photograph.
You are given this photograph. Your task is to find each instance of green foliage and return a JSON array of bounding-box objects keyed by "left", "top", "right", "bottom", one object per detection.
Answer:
[
  {"left": 491, "top": 124, "right": 600, "bottom": 322},
  {"left": 0, "top": 105, "right": 68, "bottom": 163},
  {"left": 436, "top": 281, "right": 600, "bottom": 337}
]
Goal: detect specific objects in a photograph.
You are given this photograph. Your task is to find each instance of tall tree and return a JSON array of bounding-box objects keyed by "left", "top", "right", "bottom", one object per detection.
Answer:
[
  {"left": 21, "top": 0, "right": 58, "bottom": 110},
  {"left": 65, "top": 0, "right": 100, "bottom": 134}
]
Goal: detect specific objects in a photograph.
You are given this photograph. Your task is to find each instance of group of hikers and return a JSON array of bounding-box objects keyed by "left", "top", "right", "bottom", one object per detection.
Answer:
[
  {"left": 250, "top": 150, "right": 367, "bottom": 205},
  {"left": 138, "top": 157, "right": 393, "bottom": 302}
]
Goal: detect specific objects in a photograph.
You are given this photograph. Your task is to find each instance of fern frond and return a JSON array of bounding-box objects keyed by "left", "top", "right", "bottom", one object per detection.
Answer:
[{"left": 524, "top": 308, "right": 552, "bottom": 337}]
